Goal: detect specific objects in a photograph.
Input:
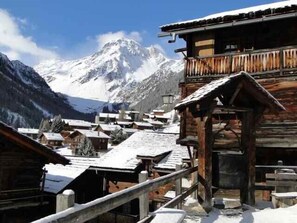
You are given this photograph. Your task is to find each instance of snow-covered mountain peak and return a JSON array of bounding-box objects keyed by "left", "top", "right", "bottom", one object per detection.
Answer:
[{"left": 35, "top": 37, "right": 183, "bottom": 111}]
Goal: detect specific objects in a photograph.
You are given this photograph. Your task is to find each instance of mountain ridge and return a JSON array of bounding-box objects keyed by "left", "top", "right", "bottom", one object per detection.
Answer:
[{"left": 35, "top": 38, "right": 183, "bottom": 112}]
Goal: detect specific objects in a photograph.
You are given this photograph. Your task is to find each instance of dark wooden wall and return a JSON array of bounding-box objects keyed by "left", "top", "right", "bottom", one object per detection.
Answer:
[
  {"left": 0, "top": 136, "right": 45, "bottom": 199},
  {"left": 179, "top": 75, "right": 297, "bottom": 164}
]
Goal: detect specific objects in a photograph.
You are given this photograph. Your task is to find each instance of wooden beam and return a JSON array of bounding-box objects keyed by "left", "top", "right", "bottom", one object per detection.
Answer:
[
  {"left": 196, "top": 115, "right": 213, "bottom": 212},
  {"left": 240, "top": 111, "right": 256, "bottom": 205},
  {"left": 229, "top": 83, "right": 243, "bottom": 105}
]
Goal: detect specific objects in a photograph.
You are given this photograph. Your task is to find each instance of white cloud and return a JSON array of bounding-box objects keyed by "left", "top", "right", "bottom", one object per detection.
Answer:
[
  {"left": 96, "top": 31, "right": 143, "bottom": 50},
  {"left": 0, "top": 9, "right": 58, "bottom": 65}
]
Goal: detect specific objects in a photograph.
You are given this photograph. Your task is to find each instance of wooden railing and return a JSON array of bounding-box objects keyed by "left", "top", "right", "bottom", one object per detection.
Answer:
[
  {"left": 33, "top": 166, "right": 197, "bottom": 223},
  {"left": 185, "top": 46, "right": 297, "bottom": 78}
]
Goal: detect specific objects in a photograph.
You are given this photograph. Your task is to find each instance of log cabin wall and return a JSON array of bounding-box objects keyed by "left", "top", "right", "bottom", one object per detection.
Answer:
[
  {"left": 0, "top": 136, "right": 46, "bottom": 199},
  {"left": 179, "top": 17, "right": 297, "bottom": 164}
]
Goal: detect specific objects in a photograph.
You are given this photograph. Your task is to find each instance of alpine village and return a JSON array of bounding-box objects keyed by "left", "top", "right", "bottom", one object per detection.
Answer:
[{"left": 1, "top": 1, "right": 297, "bottom": 223}]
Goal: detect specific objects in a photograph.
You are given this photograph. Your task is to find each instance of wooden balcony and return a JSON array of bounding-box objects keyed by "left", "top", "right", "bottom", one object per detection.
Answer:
[{"left": 185, "top": 46, "right": 297, "bottom": 79}]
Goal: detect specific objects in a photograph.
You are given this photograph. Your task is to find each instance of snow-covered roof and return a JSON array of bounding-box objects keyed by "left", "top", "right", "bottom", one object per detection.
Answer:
[
  {"left": 95, "top": 131, "right": 189, "bottom": 171},
  {"left": 148, "top": 120, "right": 164, "bottom": 126},
  {"left": 17, "top": 128, "right": 39, "bottom": 134},
  {"left": 116, "top": 121, "right": 133, "bottom": 125},
  {"left": 41, "top": 132, "right": 64, "bottom": 141},
  {"left": 72, "top": 129, "right": 110, "bottom": 139},
  {"left": 133, "top": 122, "right": 153, "bottom": 127},
  {"left": 161, "top": 0, "right": 297, "bottom": 30},
  {"left": 99, "top": 124, "right": 121, "bottom": 132},
  {"left": 99, "top": 113, "right": 119, "bottom": 119},
  {"left": 44, "top": 163, "right": 88, "bottom": 194},
  {"left": 123, "top": 128, "right": 139, "bottom": 134},
  {"left": 63, "top": 119, "right": 92, "bottom": 128},
  {"left": 175, "top": 72, "right": 285, "bottom": 112},
  {"left": 154, "top": 144, "right": 191, "bottom": 171}
]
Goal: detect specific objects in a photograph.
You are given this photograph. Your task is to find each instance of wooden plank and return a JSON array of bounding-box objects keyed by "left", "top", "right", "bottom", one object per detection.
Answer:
[
  {"left": 266, "top": 173, "right": 297, "bottom": 180},
  {"left": 266, "top": 180, "right": 297, "bottom": 187}
]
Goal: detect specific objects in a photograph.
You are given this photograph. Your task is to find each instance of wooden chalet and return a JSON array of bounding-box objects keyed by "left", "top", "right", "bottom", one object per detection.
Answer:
[
  {"left": 93, "top": 131, "right": 191, "bottom": 222},
  {"left": 39, "top": 132, "right": 64, "bottom": 148},
  {"left": 17, "top": 128, "right": 39, "bottom": 140},
  {"left": 95, "top": 124, "right": 122, "bottom": 136},
  {"left": 148, "top": 120, "right": 164, "bottom": 129},
  {"left": 0, "top": 121, "right": 68, "bottom": 222},
  {"left": 62, "top": 119, "right": 92, "bottom": 130},
  {"left": 174, "top": 72, "right": 284, "bottom": 209},
  {"left": 66, "top": 129, "right": 110, "bottom": 154},
  {"left": 132, "top": 122, "right": 154, "bottom": 130},
  {"left": 152, "top": 110, "right": 165, "bottom": 116},
  {"left": 160, "top": 0, "right": 297, "bottom": 165}
]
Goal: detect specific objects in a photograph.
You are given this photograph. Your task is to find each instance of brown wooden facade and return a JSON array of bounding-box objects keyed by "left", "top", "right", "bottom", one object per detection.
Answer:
[
  {"left": 66, "top": 130, "right": 109, "bottom": 154},
  {"left": 0, "top": 121, "right": 68, "bottom": 222},
  {"left": 160, "top": 3, "right": 297, "bottom": 165},
  {"left": 39, "top": 133, "right": 64, "bottom": 148}
]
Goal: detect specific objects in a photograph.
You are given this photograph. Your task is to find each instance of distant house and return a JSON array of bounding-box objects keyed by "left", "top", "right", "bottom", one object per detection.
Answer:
[
  {"left": 152, "top": 110, "right": 165, "bottom": 116},
  {"left": 95, "top": 124, "right": 121, "bottom": 136},
  {"left": 148, "top": 120, "right": 164, "bottom": 129},
  {"left": 63, "top": 119, "right": 92, "bottom": 130},
  {"left": 115, "top": 121, "right": 133, "bottom": 128},
  {"left": 94, "top": 131, "right": 191, "bottom": 218},
  {"left": 0, "top": 121, "right": 68, "bottom": 222},
  {"left": 97, "top": 113, "right": 119, "bottom": 123},
  {"left": 132, "top": 122, "right": 154, "bottom": 130},
  {"left": 17, "top": 128, "right": 39, "bottom": 140},
  {"left": 123, "top": 128, "right": 139, "bottom": 137},
  {"left": 66, "top": 129, "right": 110, "bottom": 154},
  {"left": 154, "top": 115, "right": 169, "bottom": 124},
  {"left": 39, "top": 132, "right": 64, "bottom": 148}
]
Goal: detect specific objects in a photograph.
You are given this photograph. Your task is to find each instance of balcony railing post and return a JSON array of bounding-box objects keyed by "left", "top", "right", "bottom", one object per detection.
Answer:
[
  {"left": 175, "top": 164, "right": 182, "bottom": 209},
  {"left": 229, "top": 54, "right": 233, "bottom": 75},
  {"left": 138, "top": 171, "right": 149, "bottom": 220},
  {"left": 280, "top": 48, "right": 284, "bottom": 75}
]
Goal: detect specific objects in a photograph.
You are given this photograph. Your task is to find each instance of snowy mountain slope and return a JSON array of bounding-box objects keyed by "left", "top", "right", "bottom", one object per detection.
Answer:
[
  {"left": 35, "top": 38, "right": 183, "bottom": 111},
  {"left": 0, "top": 52, "right": 92, "bottom": 128}
]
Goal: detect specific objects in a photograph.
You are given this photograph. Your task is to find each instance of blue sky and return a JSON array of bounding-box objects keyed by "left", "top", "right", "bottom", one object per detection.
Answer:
[{"left": 0, "top": 0, "right": 280, "bottom": 65}]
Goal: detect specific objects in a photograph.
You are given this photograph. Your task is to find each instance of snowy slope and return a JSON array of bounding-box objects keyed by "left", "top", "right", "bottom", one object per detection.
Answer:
[
  {"left": 0, "top": 52, "right": 91, "bottom": 128},
  {"left": 35, "top": 38, "right": 183, "bottom": 110}
]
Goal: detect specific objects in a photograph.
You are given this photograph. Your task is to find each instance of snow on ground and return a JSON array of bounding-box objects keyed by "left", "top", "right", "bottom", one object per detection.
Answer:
[
  {"left": 163, "top": 123, "right": 180, "bottom": 134},
  {"left": 183, "top": 200, "right": 297, "bottom": 223}
]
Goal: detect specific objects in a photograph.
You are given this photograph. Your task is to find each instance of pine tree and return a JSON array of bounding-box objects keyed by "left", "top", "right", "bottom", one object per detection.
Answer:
[
  {"left": 110, "top": 128, "right": 128, "bottom": 145},
  {"left": 50, "top": 114, "right": 64, "bottom": 133},
  {"left": 38, "top": 119, "right": 50, "bottom": 137},
  {"left": 76, "top": 136, "right": 96, "bottom": 157}
]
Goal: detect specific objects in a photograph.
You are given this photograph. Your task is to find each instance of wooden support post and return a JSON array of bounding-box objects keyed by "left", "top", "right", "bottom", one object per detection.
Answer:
[
  {"left": 240, "top": 111, "right": 256, "bottom": 205},
  {"left": 139, "top": 171, "right": 149, "bottom": 220},
  {"left": 175, "top": 164, "right": 182, "bottom": 209},
  {"left": 192, "top": 159, "right": 198, "bottom": 199},
  {"left": 56, "top": 190, "right": 75, "bottom": 213},
  {"left": 197, "top": 115, "right": 213, "bottom": 212}
]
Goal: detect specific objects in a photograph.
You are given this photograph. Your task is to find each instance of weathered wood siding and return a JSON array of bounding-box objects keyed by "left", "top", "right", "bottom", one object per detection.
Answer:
[
  {"left": 179, "top": 75, "right": 297, "bottom": 151},
  {"left": 0, "top": 136, "right": 45, "bottom": 199}
]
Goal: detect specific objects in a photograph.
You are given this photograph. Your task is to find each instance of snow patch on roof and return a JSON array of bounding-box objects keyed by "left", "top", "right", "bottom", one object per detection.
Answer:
[
  {"left": 96, "top": 131, "right": 188, "bottom": 171},
  {"left": 161, "top": 0, "right": 297, "bottom": 28},
  {"left": 44, "top": 163, "right": 87, "bottom": 194},
  {"left": 42, "top": 133, "right": 64, "bottom": 141}
]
